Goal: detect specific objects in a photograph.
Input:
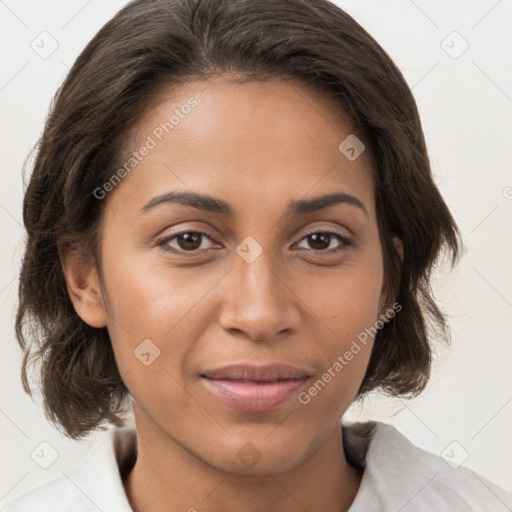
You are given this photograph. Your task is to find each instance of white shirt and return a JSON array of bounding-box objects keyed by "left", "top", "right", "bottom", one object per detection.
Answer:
[{"left": 2, "top": 421, "right": 511, "bottom": 511}]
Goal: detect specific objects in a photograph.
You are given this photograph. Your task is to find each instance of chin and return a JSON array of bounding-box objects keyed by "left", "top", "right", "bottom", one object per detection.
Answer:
[{"left": 200, "top": 434, "right": 311, "bottom": 476}]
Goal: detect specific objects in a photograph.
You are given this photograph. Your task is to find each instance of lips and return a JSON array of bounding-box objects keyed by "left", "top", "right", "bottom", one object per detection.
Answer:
[
  {"left": 201, "top": 363, "right": 311, "bottom": 382},
  {"left": 200, "top": 364, "right": 311, "bottom": 411}
]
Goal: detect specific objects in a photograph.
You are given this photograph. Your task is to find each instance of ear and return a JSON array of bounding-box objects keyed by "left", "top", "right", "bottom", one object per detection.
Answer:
[
  {"left": 58, "top": 244, "right": 108, "bottom": 328},
  {"left": 379, "top": 236, "right": 404, "bottom": 310},
  {"left": 392, "top": 236, "right": 403, "bottom": 261}
]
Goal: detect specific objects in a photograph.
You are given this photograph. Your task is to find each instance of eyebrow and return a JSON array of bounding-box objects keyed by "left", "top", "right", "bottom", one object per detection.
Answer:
[{"left": 141, "top": 190, "right": 368, "bottom": 217}]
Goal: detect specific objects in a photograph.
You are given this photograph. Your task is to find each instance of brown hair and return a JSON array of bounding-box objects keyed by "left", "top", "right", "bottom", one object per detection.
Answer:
[{"left": 16, "top": 0, "right": 460, "bottom": 439}]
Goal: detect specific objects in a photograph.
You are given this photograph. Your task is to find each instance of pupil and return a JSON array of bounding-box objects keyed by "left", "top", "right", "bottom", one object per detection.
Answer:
[
  {"left": 178, "top": 232, "right": 201, "bottom": 250},
  {"left": 309, "top": 233, "right": 329, "bottom": 250}
]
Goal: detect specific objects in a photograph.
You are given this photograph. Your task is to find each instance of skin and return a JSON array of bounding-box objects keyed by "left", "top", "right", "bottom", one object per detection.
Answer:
[{"left": 62, "top": 74, "right": 401, "bottom": 512}]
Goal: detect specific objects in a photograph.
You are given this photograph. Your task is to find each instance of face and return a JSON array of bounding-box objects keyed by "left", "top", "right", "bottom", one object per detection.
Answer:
[{"left": 71, "top": 75, "right": 390, "bottom": 474}]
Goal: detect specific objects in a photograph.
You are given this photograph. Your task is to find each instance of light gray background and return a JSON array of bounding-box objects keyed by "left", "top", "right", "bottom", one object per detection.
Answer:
[{"left": 1, "top": 0, "right": 511, "bottom": 505}]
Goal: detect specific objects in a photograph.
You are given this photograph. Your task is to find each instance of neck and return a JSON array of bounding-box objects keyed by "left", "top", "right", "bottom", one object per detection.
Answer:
[{"left": 124, "top": 412, "right": 362, "bottom": 512}]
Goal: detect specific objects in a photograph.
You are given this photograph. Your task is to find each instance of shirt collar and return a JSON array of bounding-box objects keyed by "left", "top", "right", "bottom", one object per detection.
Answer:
[{"left": 8, "top": 420, "right": 510, "bottom": 511}]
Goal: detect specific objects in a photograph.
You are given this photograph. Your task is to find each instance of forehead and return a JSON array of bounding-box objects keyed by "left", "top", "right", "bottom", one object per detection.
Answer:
[{"left": 109, "top": 75, "right": 375, "bottom": 217}]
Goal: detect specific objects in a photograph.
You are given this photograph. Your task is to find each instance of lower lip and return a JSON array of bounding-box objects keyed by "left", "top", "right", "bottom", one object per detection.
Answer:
[{"left": 200, "top": 377, "right": 309, "bottom": 411}]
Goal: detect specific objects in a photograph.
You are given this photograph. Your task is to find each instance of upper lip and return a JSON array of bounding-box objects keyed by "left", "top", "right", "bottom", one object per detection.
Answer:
[{"left": 201, "top": 363, "right": 311, "bottom": 382}]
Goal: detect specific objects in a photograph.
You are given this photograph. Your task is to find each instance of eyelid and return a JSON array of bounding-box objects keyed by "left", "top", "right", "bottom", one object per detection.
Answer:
[
  {"left": 293, "top": 222, "right": 353, "bottom": 243},
  {"left": 299, "top": 225, "right": 352, "bottom": 240},
  {"left": 154, "top": 221, "right": 220, "bottom": 243}
]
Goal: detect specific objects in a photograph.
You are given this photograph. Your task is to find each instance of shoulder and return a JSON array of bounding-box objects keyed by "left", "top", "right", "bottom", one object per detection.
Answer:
[
  {"left": 343, "top": 420, "right": 512, "bottom": 512},
  {"left": 1, "top": 427, "right": 136, "bottom": 512}
]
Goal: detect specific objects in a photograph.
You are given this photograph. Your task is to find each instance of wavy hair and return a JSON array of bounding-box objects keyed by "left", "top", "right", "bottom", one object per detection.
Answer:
[{"left": 16, "top": 0, "right": 460, "bottom": 439}]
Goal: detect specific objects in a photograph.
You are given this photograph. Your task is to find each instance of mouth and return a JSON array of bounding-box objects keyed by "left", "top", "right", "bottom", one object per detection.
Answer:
[
  {"left": 204, "top": 377, "right": 303, "bottom": 382},
  {"left": 200, "top": 376, "right": 310, "bottom": 411},
  {"left": 201, "top": 363, "right": 311, "bottom": 382},
  {"left": 200, "top": 364, "right": 311, "bottom": 411}
]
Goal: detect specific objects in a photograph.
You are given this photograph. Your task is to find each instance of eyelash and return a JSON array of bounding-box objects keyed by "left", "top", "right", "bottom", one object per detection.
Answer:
[{"left": 156, "top": 230, "right": 353, "bottom": 256}]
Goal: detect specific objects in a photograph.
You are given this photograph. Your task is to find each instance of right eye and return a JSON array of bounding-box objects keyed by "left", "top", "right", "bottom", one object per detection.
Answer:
[{"left": 157, "top": 231, "right": 219, "bottom": 254}]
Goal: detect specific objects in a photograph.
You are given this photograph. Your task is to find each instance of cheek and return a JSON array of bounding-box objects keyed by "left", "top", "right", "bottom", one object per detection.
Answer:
[
  {"left": 294, "top": 274, "right": 382, "bottom": 415},
  {"left": 100, "top": 242, "right": 225, "bottom": 334},
  {"left": 306, "top": 283, "right": 379, "bottom": 382},
  {"left": 98, "top": 242, "right": 230, "bottom": 388},
  {"left": 295, "top": 248, "right": 383, "bottom": 388},
  {"left": 299, "top": 255, "right": 383, "bottom": 338}
]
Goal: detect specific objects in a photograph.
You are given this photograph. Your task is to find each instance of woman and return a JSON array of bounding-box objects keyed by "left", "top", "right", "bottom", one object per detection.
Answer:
[{"left": 4, "top": 0, "right": 511, "bottom": 510}]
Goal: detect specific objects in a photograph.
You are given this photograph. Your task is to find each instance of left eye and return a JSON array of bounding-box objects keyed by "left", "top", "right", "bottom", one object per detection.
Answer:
[{"left": 295, "top": 231, "right": 351, "bottom": 253}]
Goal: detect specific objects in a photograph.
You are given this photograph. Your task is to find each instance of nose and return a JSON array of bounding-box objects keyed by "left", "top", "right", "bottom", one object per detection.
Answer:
[{"left": 218, "top": 249, "right": 299, "bottom": 342}]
